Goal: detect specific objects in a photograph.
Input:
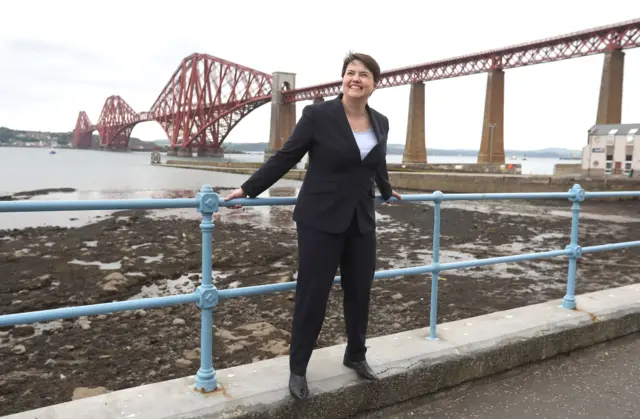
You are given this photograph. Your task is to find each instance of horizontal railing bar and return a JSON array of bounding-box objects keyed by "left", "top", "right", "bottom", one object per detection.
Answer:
[
  {"left": 404, "top": 192, "right": 574, "bottom": 201},
  {"left": 218, "top": 248, "right": 572, "bottom": 299},
  {"left": 219, "top": 192, "right": 576, "bottom": 208},
  {"left": 582, "top": 240, "right": 640, "bottom": 253},
  {"left": 218, "top": 197, "right": 297, "bottom": 207},
  {"left": 0, "top": 293, "right": 199, "bottom": 327},
  {"left": 1, "top": 247, "right": 573, "bottom": 326},
  {"left": 585, "top": 191, "right": 640, "bottom": 198},
  {"left": 1, "top": 190, "right": 637, "bottom": 213},
  {"left": 398, "top": 248, "right": 571, "bottom": 273},
  {"left": 2, "top": 244, "right": 634, "bottom": 327},
  {"left": 218, "top": 281, "right": 298, "bottom": 298},
  {"left": 0, "top": 198, "right": 198, "bottom": 213}
]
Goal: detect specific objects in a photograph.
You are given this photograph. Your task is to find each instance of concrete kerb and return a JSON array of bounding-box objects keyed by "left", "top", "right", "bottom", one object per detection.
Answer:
[
  {"left": 159, "top": 163, "right": 640, "bottom": 195},
  {"left": 7, "top": 283, "right": 640, "bottom": 419}
]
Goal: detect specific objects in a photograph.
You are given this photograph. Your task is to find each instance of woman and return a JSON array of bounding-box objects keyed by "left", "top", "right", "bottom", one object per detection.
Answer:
[{"left": 224, "top": 52, "right": 401, "bottom": 399}]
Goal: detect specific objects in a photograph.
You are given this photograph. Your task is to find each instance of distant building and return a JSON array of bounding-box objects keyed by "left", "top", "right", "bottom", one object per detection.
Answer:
[{"left": 582, "top": 123, "right": 640, "bottom": 177}]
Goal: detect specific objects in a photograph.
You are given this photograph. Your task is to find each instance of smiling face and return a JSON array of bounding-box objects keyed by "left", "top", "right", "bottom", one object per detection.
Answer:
[{"left": 341, "top": 59, "right": 377, "bottom": 100}]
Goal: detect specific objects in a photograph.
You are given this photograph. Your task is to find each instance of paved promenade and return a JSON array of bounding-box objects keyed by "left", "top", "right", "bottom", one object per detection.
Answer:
[{"left": 358, "top": 332, "right": 640, "bottom": 419}]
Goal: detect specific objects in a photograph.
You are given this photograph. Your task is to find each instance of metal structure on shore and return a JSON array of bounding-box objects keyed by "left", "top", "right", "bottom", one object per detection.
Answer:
[{"left": 1, "top": 185, "right": 639, "bottom": 393}]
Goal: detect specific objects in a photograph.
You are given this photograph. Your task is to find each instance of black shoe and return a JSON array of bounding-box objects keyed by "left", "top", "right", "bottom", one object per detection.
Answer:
[
  {"left": 343, "top": 355, "right": 379, "bottom": 381},
  {"left": 289, "top": 373, "right": 309, "bottom": 399}
]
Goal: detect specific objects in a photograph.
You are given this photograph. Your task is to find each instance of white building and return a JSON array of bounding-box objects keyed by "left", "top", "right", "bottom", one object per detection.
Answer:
[{"left": 582, "top": 123, "right": 640, "bottom": 177}]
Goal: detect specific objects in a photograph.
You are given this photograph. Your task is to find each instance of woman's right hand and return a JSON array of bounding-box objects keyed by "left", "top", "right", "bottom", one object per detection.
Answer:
[{"left": 224, "top": 187, "right": 247, "bottom": 209}]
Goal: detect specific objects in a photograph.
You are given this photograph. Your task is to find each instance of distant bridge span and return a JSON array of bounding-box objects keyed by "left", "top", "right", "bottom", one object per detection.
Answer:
[{"left": 74, "top": 18, "right": 639, "bottom": 163}]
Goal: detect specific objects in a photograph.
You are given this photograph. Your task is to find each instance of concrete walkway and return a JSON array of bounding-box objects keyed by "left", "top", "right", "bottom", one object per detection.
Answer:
[
  {"left": 7, "top": 285, "right": 639, "bottom": 419},
  {"left": 357, "top": 331, "right": 640, "bottom": 419}
]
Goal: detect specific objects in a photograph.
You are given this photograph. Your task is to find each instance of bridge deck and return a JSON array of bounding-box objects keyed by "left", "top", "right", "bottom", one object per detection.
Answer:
[{"left": 360, "top": 331, "right": 640, "bottom": 419}]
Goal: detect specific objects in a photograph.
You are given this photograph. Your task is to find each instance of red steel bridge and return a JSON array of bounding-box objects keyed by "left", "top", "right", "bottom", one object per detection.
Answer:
[{"left": 73, "top": 18, "right": 640, "bottom": 163}]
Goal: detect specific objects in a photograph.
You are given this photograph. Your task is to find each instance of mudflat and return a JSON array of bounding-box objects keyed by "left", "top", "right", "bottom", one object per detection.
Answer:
[{"left": 1, "top": 188, "right": 639, "bottom": 416}]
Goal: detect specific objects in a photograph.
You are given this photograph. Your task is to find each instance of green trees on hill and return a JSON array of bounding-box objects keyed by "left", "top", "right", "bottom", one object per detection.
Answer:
[
  {"left": 0, "top": 126, "right": 71, "bottom": 145},
  {"left": 0, "top": 127, "right": 13, "bottom": 143}
]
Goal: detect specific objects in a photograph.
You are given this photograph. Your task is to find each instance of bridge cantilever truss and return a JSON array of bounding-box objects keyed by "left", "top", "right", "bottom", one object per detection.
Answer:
[
  {"left": 73, "top": 111, "right": 94, "bottom": 149},
  {"left": 74, "top": 54, "right": 272, "bottom": 150},
  {"left": 148, "top": 53, "right": 272, "bottom": 151}
]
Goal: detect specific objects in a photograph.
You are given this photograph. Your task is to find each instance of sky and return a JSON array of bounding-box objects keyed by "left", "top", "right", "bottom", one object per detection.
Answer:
[{"left": 0, "top": 0, "right": 639, "bottom": 152}]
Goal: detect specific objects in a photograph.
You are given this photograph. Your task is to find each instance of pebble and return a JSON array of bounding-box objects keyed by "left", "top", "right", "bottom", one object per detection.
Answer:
[
  {"left": 72, "top": 386, "right": 111, "bottom": 401},
  {"left": 45, "top": 358, "right": 56, "bottom": 367},
  {"left": 184, "top": 348, "right": 201, "bottom": 360},
  {"left": 172, "top": 318, "right": 186, "bottom": 325},
  {"left": 175, "top": 358, "right": 192, "bottom": 367},
  {"left": 76, "top": 319, "right": 91, "bottom": 330},
  {"left": 11, "top": 345, "right": 26, "bottom": 355}
]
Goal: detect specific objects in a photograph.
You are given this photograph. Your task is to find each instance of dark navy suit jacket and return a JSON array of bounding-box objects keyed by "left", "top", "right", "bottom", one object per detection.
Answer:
[{"left": 241, "top": 93, "right": 393, "bottom": 234}]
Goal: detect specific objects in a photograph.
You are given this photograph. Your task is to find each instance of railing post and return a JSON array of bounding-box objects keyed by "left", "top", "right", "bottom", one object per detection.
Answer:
[
  {"left": 194, "top": 185, "right": 220, "bottom": 392},
  {"left": 562, "top": 184, "right": 585, "bottom": 310},
  {"left": 428, "top": 191, "right": 443, "bottom": 340}
]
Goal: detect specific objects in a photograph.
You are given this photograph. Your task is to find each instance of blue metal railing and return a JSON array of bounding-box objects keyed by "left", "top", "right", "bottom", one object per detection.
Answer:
[{"left": 1, "top": 183, "right": 639, "bottom": 393}]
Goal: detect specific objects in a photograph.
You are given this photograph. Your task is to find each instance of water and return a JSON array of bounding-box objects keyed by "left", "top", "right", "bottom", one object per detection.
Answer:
[
  {"left": 0, "top": 148, "right": 301, "bottom": 230},
  {"left": 0, "top": 147, "right": 576, "bottom": 230}
]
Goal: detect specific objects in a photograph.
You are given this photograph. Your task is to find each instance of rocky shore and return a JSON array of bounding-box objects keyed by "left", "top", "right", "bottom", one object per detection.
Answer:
[
  {"left": 1, "top": 191, "right": 639, "bottom": 415},
  {"left": 0, "top": 187, "right": 77, "bottom": 201}
]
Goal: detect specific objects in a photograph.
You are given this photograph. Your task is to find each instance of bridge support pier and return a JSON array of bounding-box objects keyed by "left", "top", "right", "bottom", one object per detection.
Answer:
[
  {"left": 177, "top": 147, "right": 193, "bottom": 157},
  {"left": 265, "top": 72, "right": 296, "bottom": 161},
  {"left": 403, "top": 82, "right": 427, "bottom": 164},
  {"left": 596, "top": 49, "right": 625, "bottom": 124},
  {"left": 197, "top": 147, "right": 224, "bottom": 158},
  {"left": 167, "top": 148, "right": 178, "bottom": 156},
  {"left": 477, "top": 69, "right": 505, "bottom": 165},
  {"left": 74, "top": 133, "right": 93, "bottom": 149}
]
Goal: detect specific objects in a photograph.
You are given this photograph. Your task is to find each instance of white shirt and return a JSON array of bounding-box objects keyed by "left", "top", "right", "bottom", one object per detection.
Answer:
[{"left": 353, "top": 129, "right": 378, "bottom": 161}]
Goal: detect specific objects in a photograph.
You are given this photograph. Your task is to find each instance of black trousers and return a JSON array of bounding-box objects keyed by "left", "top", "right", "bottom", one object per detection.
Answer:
[{"left": 289, "top": 211, "right": 376, "bottom": 376}]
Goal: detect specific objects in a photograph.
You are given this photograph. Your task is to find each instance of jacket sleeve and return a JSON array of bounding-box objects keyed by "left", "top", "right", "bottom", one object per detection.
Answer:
[
  {"left": 375, "top": 159, "right": 393, "bottom": 201},
  {"left": 375, "top": 116, "right": 393, "bottom": 200},
  {"left": 241, "top": 105, "right": 314, "bottom": 198}
]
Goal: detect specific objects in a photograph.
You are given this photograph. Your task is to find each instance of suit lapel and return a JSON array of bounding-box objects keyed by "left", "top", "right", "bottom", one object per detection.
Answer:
[
  {"left": 362, "top": 104, "right": 384, "bottom": 163},
  {"left": 331, "top": 95, "right": 362, "bottom": 159},
  {"left": 331, "top": 94, "right": 386, "bottom": 163},
  {"left": 366, "top": 106, "right": 383, "bottom": 146}
]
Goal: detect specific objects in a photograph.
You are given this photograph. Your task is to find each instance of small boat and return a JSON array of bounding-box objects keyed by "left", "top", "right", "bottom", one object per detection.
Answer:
[{"left": 48, "top": 147, "right": 56, "bottom": 155}]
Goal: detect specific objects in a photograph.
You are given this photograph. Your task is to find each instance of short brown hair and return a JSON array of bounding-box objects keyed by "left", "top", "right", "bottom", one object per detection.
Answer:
[{"left": 341, "top": 52, "right": 381, "bottom": 84}]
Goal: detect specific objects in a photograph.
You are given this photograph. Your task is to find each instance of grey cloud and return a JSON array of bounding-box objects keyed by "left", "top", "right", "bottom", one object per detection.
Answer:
[{"left": 0, "top": 38, "right": 160, "bottom": 105}]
